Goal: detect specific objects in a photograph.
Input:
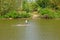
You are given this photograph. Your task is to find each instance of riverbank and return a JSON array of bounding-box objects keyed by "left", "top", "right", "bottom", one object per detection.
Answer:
[{"left": 0, "top": 10, "right": 60, "bottom": 19}]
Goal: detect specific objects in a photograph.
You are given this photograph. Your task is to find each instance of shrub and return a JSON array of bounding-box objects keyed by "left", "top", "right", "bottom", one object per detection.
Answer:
[
  {"left": 19, "top": 12, "right": 31, "bottom": 18},
  {"left": 56, "top": 11, "right": 60, "bottom": 18},
  {"left": 4, "top": 10, "right": 19, "bottom": 18},
  {"left": 4, "top": 10, "right": 31, "bottom": 18},
  {"left": 39, "top": 8, "right": 60, "bottom": 18}
]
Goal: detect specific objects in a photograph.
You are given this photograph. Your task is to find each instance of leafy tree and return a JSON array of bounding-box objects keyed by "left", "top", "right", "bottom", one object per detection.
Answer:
[
  {"left": 36, "top": 0, "right": 50, "bottom": 8},
  {"left": 0, "top": 0, "right": 21, "bottom": 16}
]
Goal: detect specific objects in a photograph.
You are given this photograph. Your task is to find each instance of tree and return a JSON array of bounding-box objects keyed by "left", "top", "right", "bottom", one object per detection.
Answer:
[
  {"left": 0, "top": 0, "right": 21, "bottom": 16},
  {"left": 36, "top": 0, "right": 50, "bottom": 8}
]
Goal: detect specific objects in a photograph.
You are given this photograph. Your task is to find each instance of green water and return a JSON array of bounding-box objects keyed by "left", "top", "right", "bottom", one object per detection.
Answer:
[{"left": 0, "top": 18, "right": 60, "bottom": 40}]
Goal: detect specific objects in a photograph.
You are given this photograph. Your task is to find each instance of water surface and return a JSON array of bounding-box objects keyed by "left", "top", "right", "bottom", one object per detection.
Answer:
[{"left": 0, "top": 19, "right": 60, "bottom": 40}]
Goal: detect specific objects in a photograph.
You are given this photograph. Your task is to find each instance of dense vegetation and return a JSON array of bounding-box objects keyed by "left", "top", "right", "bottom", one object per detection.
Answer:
[{"left": 0, "top": 0, "right": 60, "bottom": 19}]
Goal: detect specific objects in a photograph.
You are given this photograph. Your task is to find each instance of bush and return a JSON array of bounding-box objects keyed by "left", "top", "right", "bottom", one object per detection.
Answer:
[
  {"left": 39, "top": 8, "right": 60, "bottom": 18},
  {"left": 56, "top": 11, "right": 60, "bottom": 18},
  {"left": 40, "top": 8, "right": 50, "bottom": 15},
  {"left": 3, "top": 10, "right": 31, "bottom": 18},
  {"left": 4, "top": 10, "right": 19, "bottom": 18},
  {"left": 19, "top": 12, "right": 31, "bottom": 18}
]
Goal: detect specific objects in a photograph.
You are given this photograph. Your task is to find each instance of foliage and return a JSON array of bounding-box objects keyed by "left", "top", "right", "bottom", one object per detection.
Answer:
[
  {"left": 56, "top": 11, "right": 60, "bottom": 18},
  {"left": 0, "top": 0, "right": 20, "bottom": 16},
  {"left": 4, "top": 10, "right": 19, "bottom": 18},
  {"left": 22, "top": 0, "right": 29, "bottom": 13},
  {"left": 19, "top": 12, "right": 31, "bottom": 18},
  {"left": 29, "top": 2, "right": 38, "bottom": 12},
  {"left": 36, "top": 0, "right": 50, "bottom": 8},
  {"left": 1, "top": 0, "right": 60, "bottom": 19},
  {"left": 39, "top": 8, "right": 60, "bottom": 18},
  {"left": 3, "top": 10, "right": 31, "bottom": 18}
]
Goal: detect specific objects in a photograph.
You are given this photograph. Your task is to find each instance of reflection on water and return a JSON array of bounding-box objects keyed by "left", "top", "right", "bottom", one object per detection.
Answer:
[
  {"left": 0, "top": 19, "right": 60, "bottom": 40},
  {"left": 24, "top": 21, "right": 38, "bottom": 40}
]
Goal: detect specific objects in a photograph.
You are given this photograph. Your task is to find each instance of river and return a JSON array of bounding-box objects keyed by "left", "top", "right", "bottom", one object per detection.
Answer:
[{"left": 0, "top": 18, "right": 60, "bottom": 40}]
